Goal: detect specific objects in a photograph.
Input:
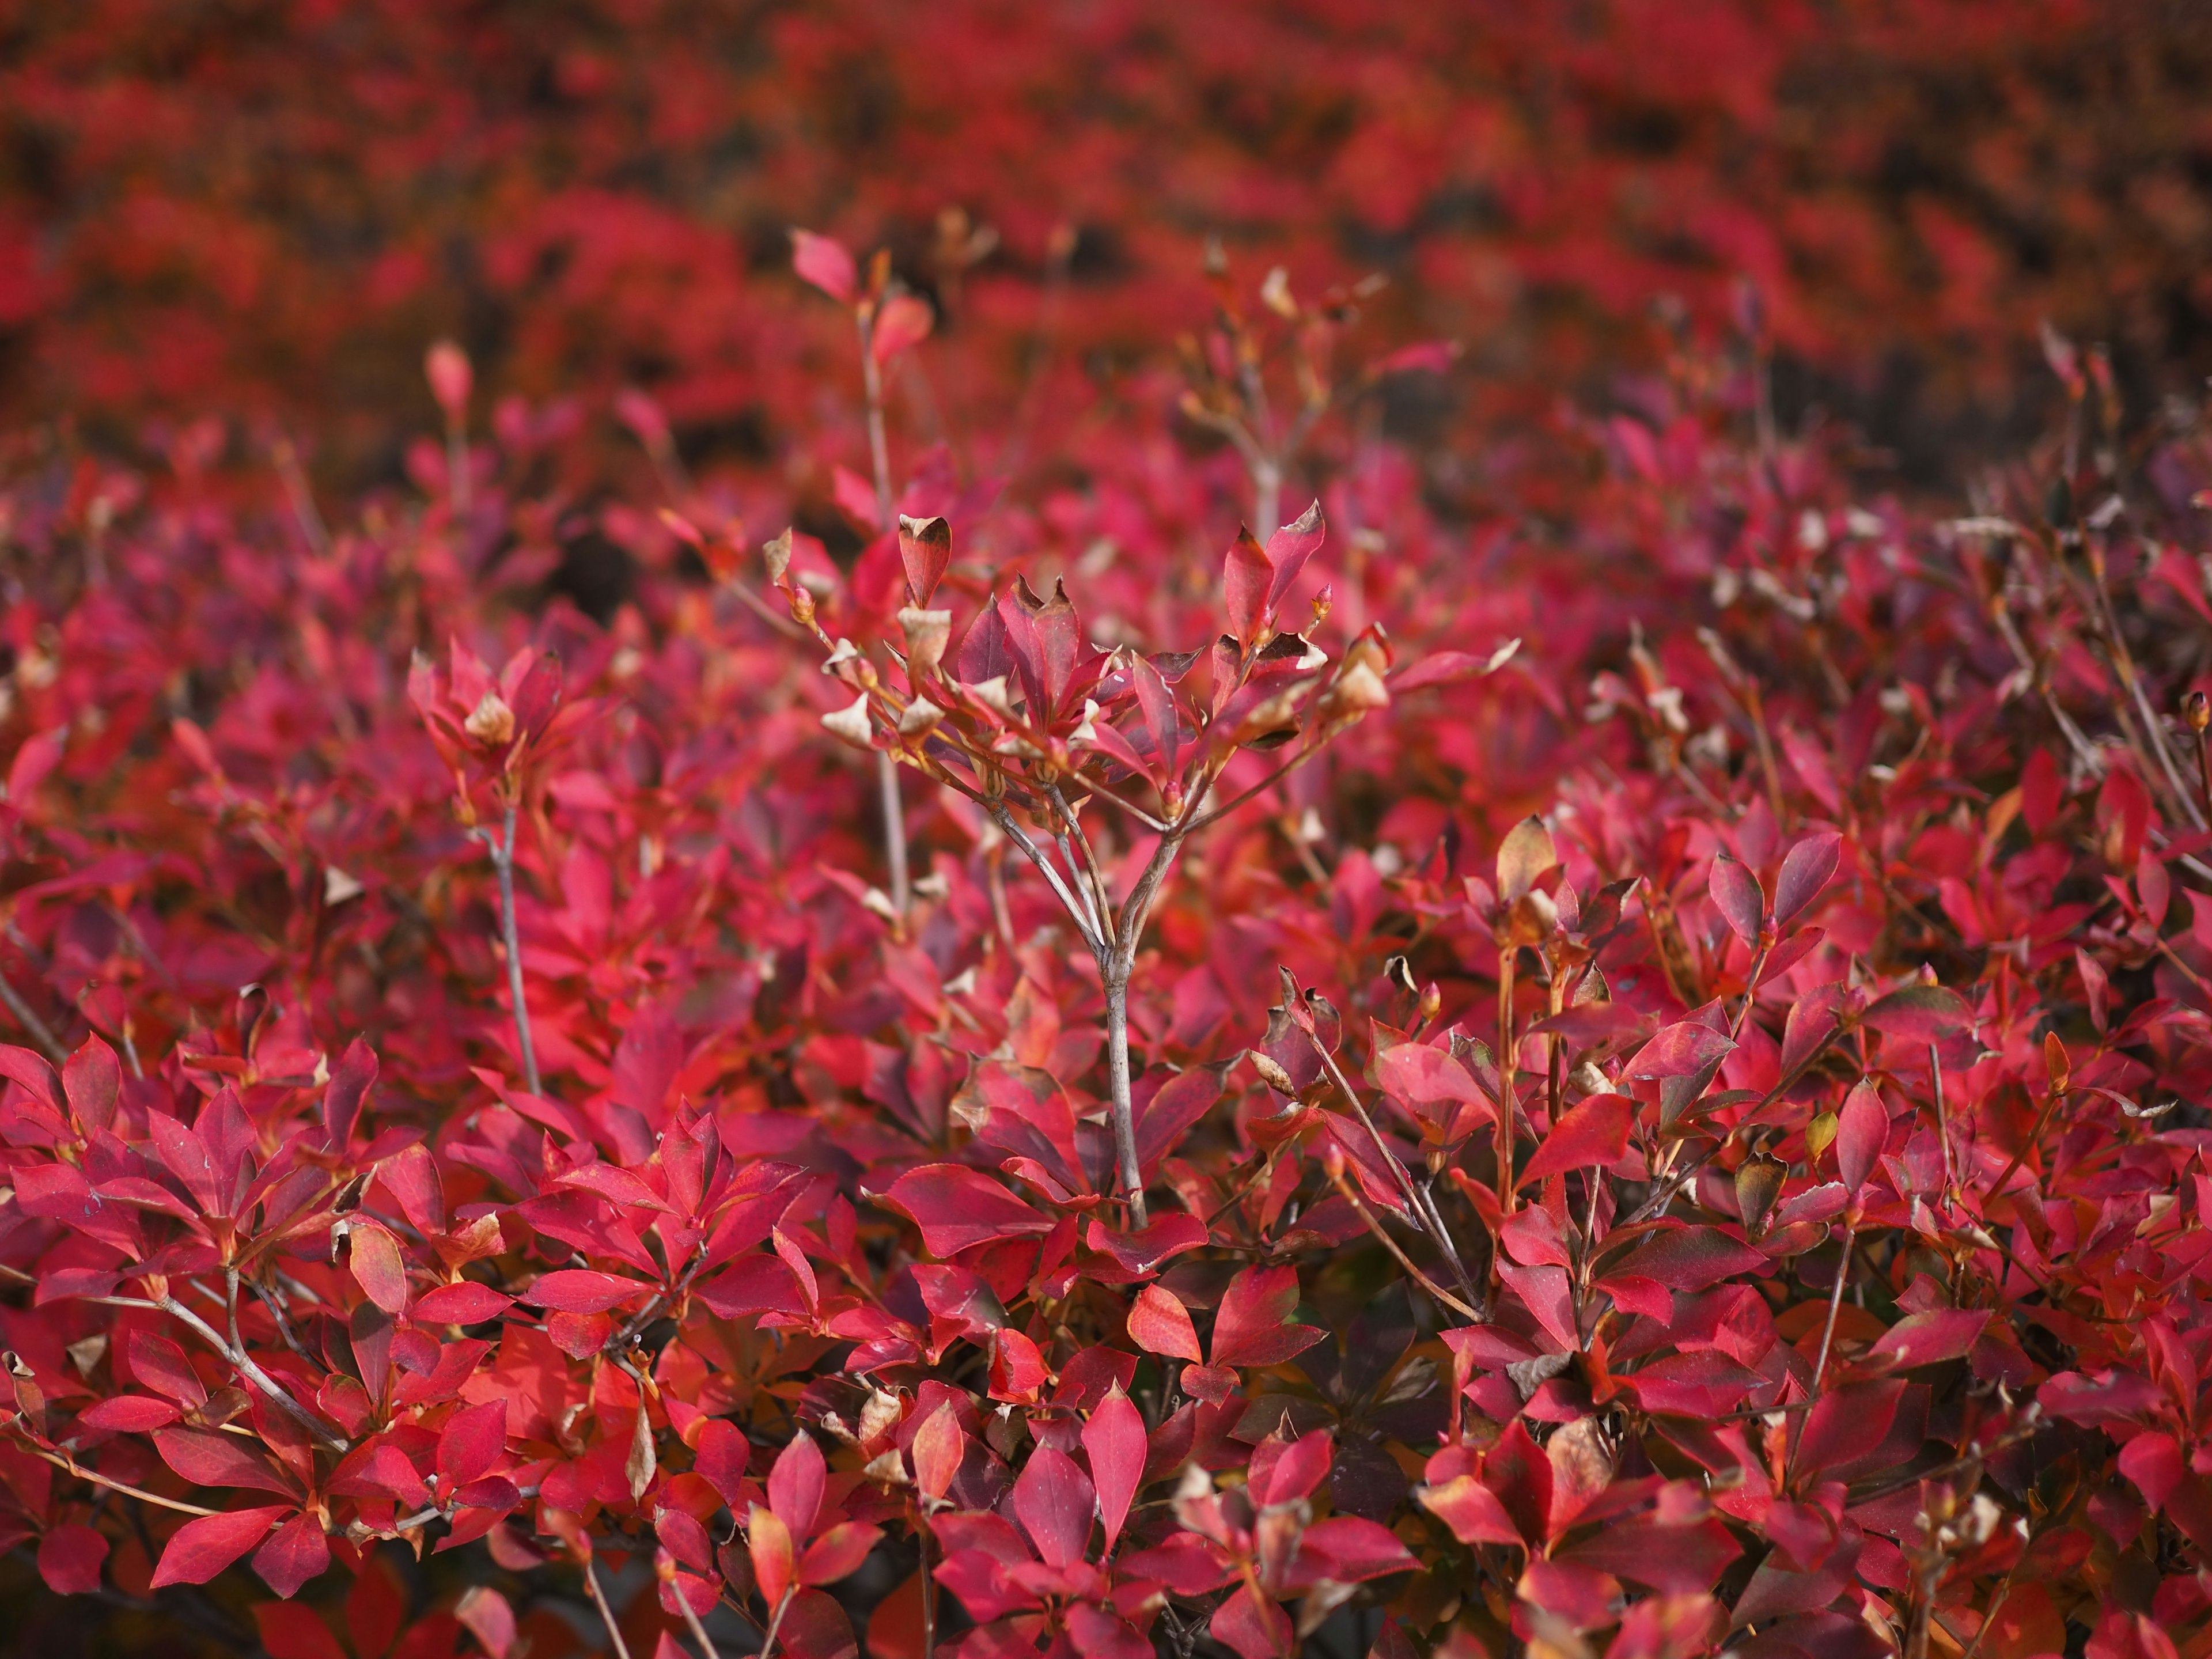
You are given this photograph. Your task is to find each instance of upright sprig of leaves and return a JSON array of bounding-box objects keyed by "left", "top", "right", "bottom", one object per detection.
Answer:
[{"left": 776, "top": 502, "right": 1414, "bottom": 1226}]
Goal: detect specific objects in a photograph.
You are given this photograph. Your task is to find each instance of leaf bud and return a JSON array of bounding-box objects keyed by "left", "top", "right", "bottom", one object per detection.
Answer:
[
  {"left": 821, "top": 694, "right": 876, "bottom": 750},
  {"left": 464, "top": 691, "right": 516, "bottom": 748},
  {"left": 2186, "top": 690, "right": 2209, "bottom": 733},
  {"left": 899, "top": 607, "right": 953, "bottom": 679}
]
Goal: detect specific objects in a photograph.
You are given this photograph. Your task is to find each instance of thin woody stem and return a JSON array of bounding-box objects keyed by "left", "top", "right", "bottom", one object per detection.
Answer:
[
  {"left": 0, "top": 964, "right": 65, "bottom": 1063},
  {"left": 583, "top": 1555, "right": 636, "bottom": 1659},
  {"left": 478, "top": 800, "right": 542, "bottom": 1097},
  {"left": 10, "top": 1439, "right": 225, "bottom": 1517},
  {"left": 677, "top": 1593, "right": 724, "bottom": 1659},
  {"left": 158, "top": 1291, "right": 348, "bottom": 1451},
  {"left": 858, "top": 304, "right": 912, "bottom": 918},
  {"left": 1323, "top": 1157, "right": 1481, "bottom": 1323}
]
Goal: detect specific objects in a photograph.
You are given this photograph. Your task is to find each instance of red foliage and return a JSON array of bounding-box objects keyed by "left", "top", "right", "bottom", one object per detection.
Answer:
[{"left": 4, "top": 12, "right": 2212, "bottom": 1659}]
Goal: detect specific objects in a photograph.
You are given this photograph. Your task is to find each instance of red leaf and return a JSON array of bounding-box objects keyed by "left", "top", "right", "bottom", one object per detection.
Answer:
[
  {"left": 1836, "top": 1081, "right": 1887, "bottom": 1194},
  {"left": 1126, "top": 1283, "right": 1202, "bottom": 1361},
  {"left": 1083, "top": 1385, "right": 1146, "bottom": 1552},
  {"left": 897, "top": 516, "right": 950, "bottom": 608},
  {"left": 150, "top": 1506, "right": 287, "bottom": 1587},
  {"left": 1624, "top": 1021, "right": 1736, "bottom": 1080},
  {"left": 790, "top": 230, "right": 857, "bottom": 304},
  {"left": 1293, "top": 1514, "right": 1414, "bottom": 1582},
  {"left": 910, "top": 1402, "right": 964, "bottom": 1503},
  {"left": 438, "top": 1397, "right": 507, "bottom": 1489},
  {"left": 1562, "top": 1516, "right": 1741, "bottom": 1593},
  {"left": 769, "top": 1431, "right": 826, "bottom": 1539},
  {"left": 253, "top": 1509, "right": 331, "bottom": 1599},
  {"left": 1262, "top": 501, "right": 1325, "bottom": 618},
  {"left": 79, "top": 1393, "right": 183, "bottom": 1431},
  {"left": 1420, "top": 1475, "right": 1524, "bottom": 1546},
  {"left": 1860, "top": 983, "right": 1975, "bottom": 1040},
  {"left": 521, "top": 1268, "right": 654, "bottom": 1314},
  {"left": 799, "top": 1520, "right": 880, "bottom": 1585},
  {"left": 412, "top": 1281, "right": 513, "bottom": 1324},
  {"left": 1013, "top": 1445, "right": 1094, "bottom": 1568},
  {"left": 347, "top": 1221, "right": 410, "bottom": 1315},
  {"left": 1708, "top": 854, "right": 1764, "bottom": 945},
  {"left": 322, "top": 1037, "right": 377, "bottom": 1145},
  {"left": 62, "top": 1035, "right": 120, "bottom": 1132},
  {"left": 748, "top": 1504, "right": 796, "bottom": 1607},
  {"left": 154, "top": 1428, "right": 297, "bottom": 1495},
  {"left": 872, "top": 294, "right": 933, "bottom": 363},
  {"left": 37, "top": 1524, "right": 108, "bottom": 1594},
  {"left": 1866, "top": 1309, "right": 1989, "bottom": 1372},
  {"left": 128, "top": 1331, "right": 207, "bottom": 1406},
  {"left": 1086, "top": 1211, "right": 1209, "bottom": 1274},
  {"left": 1223, "top": 526, "right": 1271, "bottom": 643},
  {"left": 989, "top": 1327, "right": 1050, "bottom": 1403},
  {"left": 1773, "top": 832, "right": 1840, "bottom": 927},
  {"left": 1210, "top": 1264, "right": 1327, "bottom": 1370},
  {"left": 1374, "top": 1043, "right": 1488, "bottom": 1109},
  {"left": 883, "top": 1164, "right": 1052, "bottom": 1257},
  {"left": 1517, "top": 1093, "right": 1635, "bottom": 1187},
  {"left": 253, "top": 1602, "right": 349, "bottom": 1659},
  {"left": 1794, "top": 1379, "right": 1906, "bottom": 1476}
]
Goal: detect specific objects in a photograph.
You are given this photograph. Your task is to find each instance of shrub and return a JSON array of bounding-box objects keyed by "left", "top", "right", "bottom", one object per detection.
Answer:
[{"left": 0, "top": 229, "right": 2209, "bottom": 1659}]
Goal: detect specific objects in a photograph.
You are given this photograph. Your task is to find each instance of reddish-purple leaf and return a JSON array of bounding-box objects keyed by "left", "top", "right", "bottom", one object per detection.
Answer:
[
  {"left": 1866, "top": 1309, "right": 1990, "bottom": 1371},
  {"left": 1013, "top": 1444, "right": 1096, "bottom": 1568},
  {"left": 37, "top": 1524, "right": 108, "bottom": 1594},
  {"left": 1517, "top": 1093, "right": 1635, "bottom": 1187},
  {"left": 1083, "top": 1385, "right": 1146, "bottom": 1552},
  {"left": 1836, "top": 1081, "right": 1888, "bottom": 1194},
  {"left": 790, "top": 229, "right": 857, "bottom": 304},
  {"left": 1126, "top": 1283, "right": 1202, "bottom": 1362},
  {"left": 1625, "top": 1022, "right": 1737, "bottom": 1080},
  {"left": 1793, "top": 1380, "right": 1908, "bottom": 1477},
  {"left": 747, "top": 1505, "right": 796, "bottom": 1607},
  {"left": 438, "top": 1398, "right": 507, "bottom": 1489},
  {"left": 322, "top": 1038, "right": 377, "bottom": 1145},
  {"left": 1251, "top": 1427, "right": 1333, "bottom": 1506},
  {"left": 770, "top": 1431, "right": 827, "bottom": 1540},
  {"left": 798, "top": 1520, "right": 880, "bottom": 1586},
  {"left": 1209, "top": 1264, "right": 1325, "bottom": 1369},
  {"left": 1293, "top": 1514, "right": 1415, "bottom": 1583},
  {"left": 128, "top": 1331, "right": 208, "bottom": 1407},
  {"left": 1708, "top": 854, "right": 1764, "bottom": 945},
  {"left": 1562, "top": 1516, "right": 1741, "bottom": 1593},
  {"left": 154, "top": 1428, "right": 297, "bottom": 1495},
  {"left": 1773, "top": 832, "right": 1840, "bottom": 927},
  {"left": 897, "top": 516, "right": 951, "bottom": 608},
  {"left": 1223, "top": 526, "right": 1271, "bottom": 643},
  {"left": 79, "top": 1393, "right": 183, "bottom": 1432},
  {"left": 883, "top": 1164, "right": 1052, "bottom": 1256},
  {"left": 62, "top": 1035, "right": 120, "bottom": 1132},
  {"left": 872, "top": 294, "right": 933, "bottom": 363},
  {"left": 347, "top": 1222, "right": 410, "bottom": 1315},
  {"left": 150, "top": 1507, "right": 287, "bottom": 1587},
  {"left": 1861, "top": 983, "right": 1975, "bottom": 1040},
  {"left": 412, "top": 1281, "right": 512, "bottom": 1324},
  {"left": 1262, "top": 501, "right": 1325, "bottom": 616},
  {"left": 521, "top": 1268, "right": 653, "bottom": 1315},
  {"left": 1374, "top": 1043, "right": 1488, "bottom": 1109},
  {"left": 1420, "top": 1475, "right": 1524, "bottom": 1546},
  {"left": 253, "top": 1509, "right": 331, "bottom": 1599}
]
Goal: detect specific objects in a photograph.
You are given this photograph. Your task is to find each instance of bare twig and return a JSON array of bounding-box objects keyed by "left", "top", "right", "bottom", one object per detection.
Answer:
[
  {"left": 475, "top": 800, "right": 542, "bottom": 1097},
  {"left": 0, "top": 964, "right": 65, "bottom": 1063}
]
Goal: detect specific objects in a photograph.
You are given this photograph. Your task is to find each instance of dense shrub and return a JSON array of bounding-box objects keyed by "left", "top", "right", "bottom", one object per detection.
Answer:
[{"left": 1, "top": 204, "right": 2210, "bottom": 1659}]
